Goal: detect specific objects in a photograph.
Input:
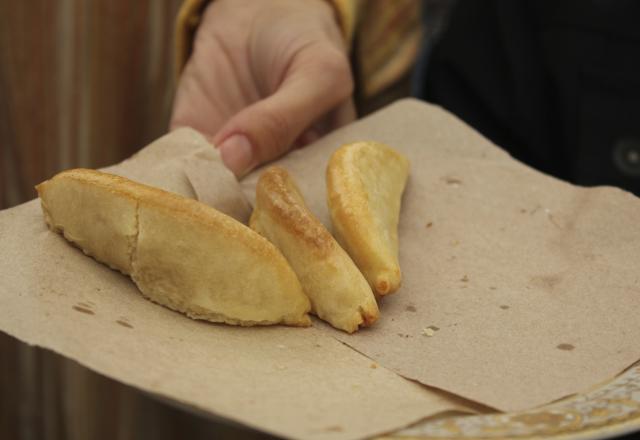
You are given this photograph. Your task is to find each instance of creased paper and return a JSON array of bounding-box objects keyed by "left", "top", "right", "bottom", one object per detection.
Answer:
[
  {"left": 103, "top": 128, "right": 251, "bottom": 222},
  {"left": 242, "top": 99, "right": 640, "bottom": 412},
  {"left": 4, "top": 100, "right": 639, "bottom": 438},
  {"left": 0, "top": 126, "right": 472, "bottom": 440}
]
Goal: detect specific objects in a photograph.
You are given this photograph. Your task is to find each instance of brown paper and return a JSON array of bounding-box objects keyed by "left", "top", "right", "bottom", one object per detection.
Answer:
[
  {"left": 3, "top": 100, "right": 640, "bottom": 437},
  {"left": 102, "top": 128, "right": 251, "bottom": 222},
  {"left": 0, "top": 127, "right": 471, "bottom": 440},
  {"left": 242, "top": 99, "right": 640, "bottom": 412}
]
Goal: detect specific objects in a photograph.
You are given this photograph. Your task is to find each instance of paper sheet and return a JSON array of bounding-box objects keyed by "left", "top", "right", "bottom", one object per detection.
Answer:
[
  {"left": 0, "top": 127, "right": 471, "bottom": 440},
  {"left": 102, "top": 129, "right": 251, "bottom": 222},
  {"left": 3, "top": 100, "right": 640, "bottom": 438},
  {"left": 242, "top": 99, "right": 640, "bottom": 412}
]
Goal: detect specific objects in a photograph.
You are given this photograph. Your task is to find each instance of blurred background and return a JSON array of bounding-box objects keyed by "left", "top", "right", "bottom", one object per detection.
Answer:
[
  {"left": 0, "top": 1, "right": 417, "bottom": 437},
  {"left": 0, "top": 1, "right": 180, "bottom": 207},
  {"left": 0, "top": 1, "right": 269, "bottom": 439}
]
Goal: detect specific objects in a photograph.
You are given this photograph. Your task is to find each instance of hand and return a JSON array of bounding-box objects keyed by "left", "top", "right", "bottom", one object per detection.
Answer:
[{"left": 170, "top": 0, "right": 355, "bottom": 177}]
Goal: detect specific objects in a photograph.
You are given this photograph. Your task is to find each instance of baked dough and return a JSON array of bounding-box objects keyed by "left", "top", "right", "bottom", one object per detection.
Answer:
[
  {"left": 326, "top": 141, "right": 409, "bottom": 295},
  {"left": 36, "top": 169, "right": 311, "bottom": 327},
  {"left": 250, "top": 167, "right": 379, "bottom": 333}
]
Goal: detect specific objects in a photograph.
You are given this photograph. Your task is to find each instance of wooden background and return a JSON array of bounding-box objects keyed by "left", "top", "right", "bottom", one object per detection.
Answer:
[{"left": 0, "top": 1, "right": 270, "bottom": 438}]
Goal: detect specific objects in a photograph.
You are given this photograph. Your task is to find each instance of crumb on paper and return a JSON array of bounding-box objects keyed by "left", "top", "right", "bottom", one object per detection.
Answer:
[
  {"left": 442, "top": 176, "right": 463, "bottom": 187},
  {"left": 72, "top": 304, "right": 94, "bottom": 315},
  {"left": 116, "top": 319, "right": 133, "bottom": 329},
  {"left": 370, "top": 363, "right": 378, "bottom": 369},
  {"left": 461, "top": 275, "right": 469, "bottom": 282},
  {"left": 422, "top": 328, "right": 435, "bottom": 337},
  {"left": 426, "top": 222, "right": 433, "bottom": 228},
  {"left": 422, "top": 326, "right": 439, "bottom": 337},
  {"left": 405, "top": 304, "right": 417, "bottom": 312},
  {"left": 547, "top": 213, "right": 563, "bottom": 229}
]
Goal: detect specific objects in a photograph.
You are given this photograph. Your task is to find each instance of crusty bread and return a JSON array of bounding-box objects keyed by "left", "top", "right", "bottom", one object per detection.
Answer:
[
  {"left": 36, "top": 169, "right": 311, "bottom": 327},
  {"left": 326, "top": 142, "right": 409, "bottom": 295},
  {"left": 250, "top": 167, "right": 379, "bottom": 333}
]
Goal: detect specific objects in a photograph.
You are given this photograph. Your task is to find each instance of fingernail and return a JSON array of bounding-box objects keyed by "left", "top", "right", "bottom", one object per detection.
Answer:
[{"left": 218, "top": 134, "right": 254, "bottom": 176}]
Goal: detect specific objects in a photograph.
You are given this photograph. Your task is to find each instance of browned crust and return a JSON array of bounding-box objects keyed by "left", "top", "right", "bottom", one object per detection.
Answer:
[
  {"left": 252, "top": 166, "right": 380, "bottom": 332},
  {"left": 38, "top": 169, "right": 281, "bottom": 261},
  {"left": 326, "top": 146, "right": 372, "bottom": 258},
  {"left": 326, "top": 142, "right": 409, "bottom": 295},
  {"left": 254, "top": 167, "right": 335, "bottom": 255},
  {"left": 37, "top": 168, "right": 311, "bottom": 327}
]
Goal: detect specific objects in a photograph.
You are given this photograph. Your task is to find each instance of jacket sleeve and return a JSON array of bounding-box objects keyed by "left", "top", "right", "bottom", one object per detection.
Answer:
[
  {"left": 356, "top": 0, "right": 422, "bottom": 98},
  {"left": 174, "top": 0, "right": 208, "bottom": 78}
]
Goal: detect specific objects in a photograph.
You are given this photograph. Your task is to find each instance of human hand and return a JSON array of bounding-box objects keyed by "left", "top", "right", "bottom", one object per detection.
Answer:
[{"left": 170, "top": 0, "right": 355, "bottom": 177}]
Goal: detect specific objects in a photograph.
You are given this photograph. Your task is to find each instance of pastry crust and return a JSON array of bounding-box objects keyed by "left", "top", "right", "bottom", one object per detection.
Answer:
[
  {"left": 250, "top": 167, "right": 379, "bottom": 333},
  {"left": 326, "top": 142, "right": 409, "bottom": 295},
  {"left": 36, "top": 169, "right": 311, "bottom": 327}
]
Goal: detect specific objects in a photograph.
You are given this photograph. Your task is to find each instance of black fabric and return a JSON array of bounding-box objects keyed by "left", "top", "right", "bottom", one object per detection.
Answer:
[{"left": 421, "top": 0, "right": 640, "bottom": 194}]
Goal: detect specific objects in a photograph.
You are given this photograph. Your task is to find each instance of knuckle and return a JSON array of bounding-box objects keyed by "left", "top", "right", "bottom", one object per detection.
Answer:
[
  {"left": 318, "top": 48, "right": 354, "bottom": 97},
  {"left": 258, "top": 109, "right": 292, "bottom": 159}
]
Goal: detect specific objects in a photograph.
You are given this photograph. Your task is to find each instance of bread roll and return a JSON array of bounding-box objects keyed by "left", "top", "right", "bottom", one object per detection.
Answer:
[
  {"left": 250, "top": 167, "right": 378, "bottom": 333},
  {"left": 36, "top": 169, "right": 311, "bottom": 327},
  {"left": 326, "top": 141, "right": 409, "bottom": 295}
]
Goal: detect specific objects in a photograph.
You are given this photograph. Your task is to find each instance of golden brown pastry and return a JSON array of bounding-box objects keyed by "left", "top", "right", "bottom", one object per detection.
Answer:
[
  {"left": 326, "top": 141, "right": 409, "bottom": 295},
  {"left": 36, "top": 169, "right": 311, "bottom": 327},
  {"left": 250, "top": 167, "right": 379, "bottom": 333}
]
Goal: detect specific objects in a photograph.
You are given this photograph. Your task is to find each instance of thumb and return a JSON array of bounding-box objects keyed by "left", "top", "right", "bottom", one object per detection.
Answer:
[{"left": 213, "top": 47, "right": 353, "bottom": 176}]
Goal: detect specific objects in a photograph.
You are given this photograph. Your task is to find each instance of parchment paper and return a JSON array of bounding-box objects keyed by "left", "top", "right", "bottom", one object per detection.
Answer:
[
  {"left": 242, "top": 99, "right": 640, "bottom": 412},
  {"left": 0, "top": 127, "right": 472, "bottom": 440}
]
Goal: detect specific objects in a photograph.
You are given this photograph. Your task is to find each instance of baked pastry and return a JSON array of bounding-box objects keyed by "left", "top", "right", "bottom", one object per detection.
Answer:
[
  {"left": 326, "top": 141, "right": 409, "bottom": 295},
  {"left": 250, "top": 167, "right": 379, "bottom": 333},
  {"left": 36, "top": 169, "right": 311, "bottom": 327}
]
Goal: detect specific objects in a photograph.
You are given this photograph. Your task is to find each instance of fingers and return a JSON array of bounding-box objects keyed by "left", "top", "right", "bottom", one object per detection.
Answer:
[
  {"left": 331, "top": 97, "right": 357, "bottom": 129},
  {"left": 293, "top": 128, "right": 321, "bottom": 149},
  {"left": 292, "top": 97, "right": 356, "bottom": 149},
  {"left": 168, "top": 38, "right": 251, "bottom": 140},
  {"left": 213, "top": 45, "right": 353, "bottom": 177}
]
